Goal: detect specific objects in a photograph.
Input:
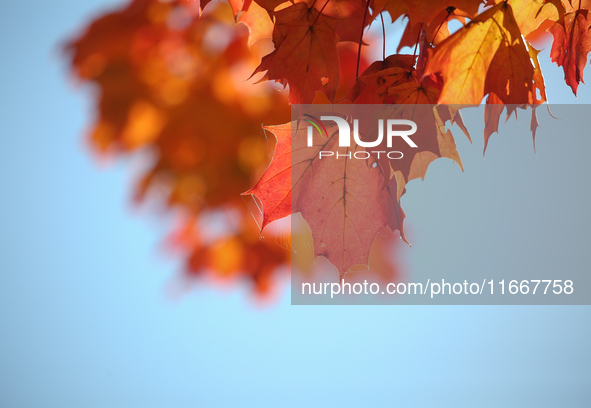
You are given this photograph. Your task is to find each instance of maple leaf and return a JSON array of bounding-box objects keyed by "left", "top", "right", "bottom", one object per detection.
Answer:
[
  {"left": 548, "top": 6, "right": 591, "bottom": 95},
  {"left": 424, "top": 1, "right": 535, "bottom": 105},
  {"left": 251, "top": 2, "right": 340, "bottom": 104},
  {"left": 243, "top": 120, "right": 406, "bottom": 277}
]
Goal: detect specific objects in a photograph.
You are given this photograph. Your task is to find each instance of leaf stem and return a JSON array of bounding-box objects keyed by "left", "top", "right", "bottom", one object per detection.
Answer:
[
  {"left": 380, "top": 12, "right": 386, "bottom": 61},
  {"left": 432, "top": 7, "right": 454, "bottom": 44},
  {"left": 355, "top": 0, "right": 371, "bottom": 79},
  {"left": 311, "top": 0, "right": 331, "bottom": 26},
  {"left": 409, "top": 23, "right": 423, "bottom": 73}
]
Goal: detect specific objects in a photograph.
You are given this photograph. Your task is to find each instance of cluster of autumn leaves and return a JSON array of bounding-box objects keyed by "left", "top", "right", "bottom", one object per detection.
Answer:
[{"left": 67, "top": 0, "right": 591, "bottom": 292}]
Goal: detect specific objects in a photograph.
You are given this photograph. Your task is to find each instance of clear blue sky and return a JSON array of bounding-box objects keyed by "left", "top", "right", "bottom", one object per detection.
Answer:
[{"left": 0, "top": 1, "right": 590, "bottom": 406}]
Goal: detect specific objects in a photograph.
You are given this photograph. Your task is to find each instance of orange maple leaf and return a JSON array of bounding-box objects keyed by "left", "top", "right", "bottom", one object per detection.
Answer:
[
  {"left": 251, "top": 2, "right": 340, "bottom": 104},
  {"left": 424, "top": 1, "right": 535, "bottom": 105}
]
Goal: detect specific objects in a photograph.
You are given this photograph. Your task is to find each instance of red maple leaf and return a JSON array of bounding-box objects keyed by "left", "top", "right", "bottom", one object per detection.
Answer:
[{"left": 243, "top": 119, "right": 406, "bottom": 277}]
